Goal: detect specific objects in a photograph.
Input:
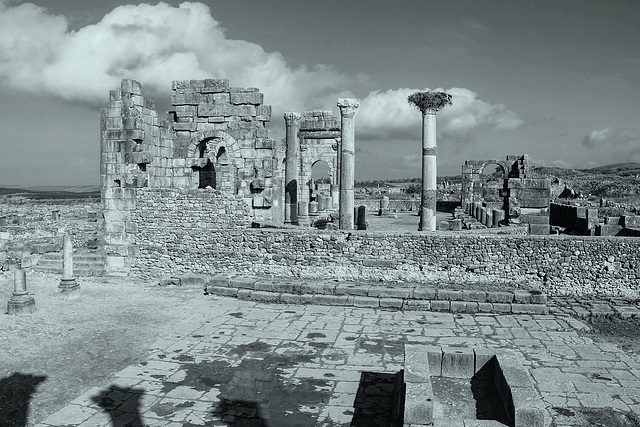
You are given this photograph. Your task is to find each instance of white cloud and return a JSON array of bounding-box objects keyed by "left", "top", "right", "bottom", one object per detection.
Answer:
[
  {"left": 0, "top": 1, "right": 353, "bottom": 113},
  {"left": 580, "top": 127, "right": 635, "bottom": 148},
  {"left": 357, "top": 87, "right": 523, "bottom": 143}
]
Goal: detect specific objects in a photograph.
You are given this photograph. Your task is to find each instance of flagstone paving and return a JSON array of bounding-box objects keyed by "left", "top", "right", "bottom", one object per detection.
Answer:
[{"left": 33, "top": 295, "right": 640, "bottom": 427}]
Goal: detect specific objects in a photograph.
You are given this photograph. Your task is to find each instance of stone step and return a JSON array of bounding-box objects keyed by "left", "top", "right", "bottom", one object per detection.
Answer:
[
  {"left": 32, "top": 265, "right": 106, "bottom": 277},
  {"left": 164, "top": 274, "right": 551, "bottom": 315}
]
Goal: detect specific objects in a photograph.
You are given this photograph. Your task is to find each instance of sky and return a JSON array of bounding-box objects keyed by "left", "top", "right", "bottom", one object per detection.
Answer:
[{"left": 0, "top": 0, "right": 639, "bottom": 185}]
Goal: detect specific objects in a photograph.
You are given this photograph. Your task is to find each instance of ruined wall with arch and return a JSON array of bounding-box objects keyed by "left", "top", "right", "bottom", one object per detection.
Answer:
[{"left": 100, "top": 78, "right": 283, "bottom": 275}]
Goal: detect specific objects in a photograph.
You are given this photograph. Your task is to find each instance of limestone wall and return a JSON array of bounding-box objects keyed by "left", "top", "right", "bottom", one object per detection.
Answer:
[{"left": 130, "top": 191, "right": 640, "bottom": 298}]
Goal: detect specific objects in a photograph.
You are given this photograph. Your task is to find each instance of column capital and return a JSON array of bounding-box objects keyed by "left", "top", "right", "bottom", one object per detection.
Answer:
[
  {"left": 283, "top": 112, "right": 301, "bottom": 125},
  {"left": 337, "top": 98, "right": 360, "bottom": 117}
]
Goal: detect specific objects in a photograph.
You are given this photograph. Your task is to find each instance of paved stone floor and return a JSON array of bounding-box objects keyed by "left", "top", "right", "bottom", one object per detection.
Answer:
[{"left": 34, "top": 295, "right": 640, "bottom": 427}]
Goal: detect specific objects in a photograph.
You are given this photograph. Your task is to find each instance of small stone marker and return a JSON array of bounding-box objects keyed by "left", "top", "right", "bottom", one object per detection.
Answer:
[
  {"left": 59, "top": 234, "right": 79, "bottom": 292},
  {"left": 7, "top": 269, "right": 37, "bottom": 315},
  {"left": 356, "top": 205, "right": 367, "bottom": 230},
  {"left": 309, "top": 201, "right": 319, "bottom": 215},
  {"left": 0, "top": 216, "right": 6, "bottom": 226},
  {"left": 51, "top": 210, "right": 60, "bottom": 221}
]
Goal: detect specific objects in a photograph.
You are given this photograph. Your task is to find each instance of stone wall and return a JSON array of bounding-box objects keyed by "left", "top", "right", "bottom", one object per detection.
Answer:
[{"left": 130, "top": 191, "right": 640, "bottom": 298}]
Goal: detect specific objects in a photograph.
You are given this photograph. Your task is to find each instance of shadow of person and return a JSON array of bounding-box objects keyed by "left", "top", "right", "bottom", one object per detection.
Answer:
[
  {"left": 0, "top": 372, "right": 47, "bottom": 427},
  {"left": 91, "top": 385, "right": 145, "bottom": 427}
]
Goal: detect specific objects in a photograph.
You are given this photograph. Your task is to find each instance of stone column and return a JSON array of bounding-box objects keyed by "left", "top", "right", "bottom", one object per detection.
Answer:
[
  {"left": 7, "top": 269, "right": 37, "bottom": 315},
  {"left": 297, "top": 201, "right": 309, "bottom": 226},
  {"left": 419, "top": 111, "right": 437, "bottom": 231},
  {"left": 337, "top": 98, "right": 360, "bottom": 230},
  {"left": 59, "top": 234, "right": 79, "bottom": 292},
  {"left": 284, "top": 112, "right": 301, "bottom": 225}
]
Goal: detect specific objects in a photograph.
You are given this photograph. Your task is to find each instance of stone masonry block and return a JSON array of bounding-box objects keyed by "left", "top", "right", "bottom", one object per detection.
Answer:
[
  {"left": 198, "top": 104, "right": 231, "bottom": 117},
  {"left": 230, "top": 91, "right": 264, "bottom": 105},
  {"left": 493, "top": 303, "right": 512, "bottom": 313},
  {"left": 201, "top": 79, "right": 230, "bottom": 93},
  {"left": 450, "top": 301, "right": 479, "bottom": 313},
  {"left": 369, "top": 287, "right": 412, "bottom": 298},
  {"left": 474, "top": 349, "right": 497, "bottom": 375},
  {"left": 511, "top": 304, "right": 549, "bottom": 315},
  {"left": 513, "top": 291, "right": 532, "bottom": 303},
  {"left": 441, "top": 348, "right": 475, "bottom": 378},
  {"left": 412, "top": 287, "right": 436, "bottom": 300},
  {"left": 230, "top": 277, "right": 257, "bottom": 290},
  {"left": 207, "top": 286, "right": 238, "bottom": 298},
  {"left": 405, "top": 344, "right": 432, "bottom": 383},
  {"left": 487, "top": 291, "right": 514, "bottom": 303},
  {"left": 249, "top": 290, "right": 280, "bottom": 303},
  {"left": 274, "top": 281, "right": 303, "bottom": 294},
  {"left": 353, "top": 296, "right": 379, "bottom": 308},
  {"left": 511, "top": 387, "right": 546, "bottom": 427},
  {"left": 237, "top": 289, "right": 251, "bottom": 300},
  {"left": 528, "top": 223, "right": 550, "bottom": 235},
  {"left": 436, "top": 289, "right": 463, "bottom": 301},
  {"left": 334, "top": 284, "right": 368, "bottom": 296},
  {"left": 284, "top": 293, "right": 313, "bottom": 305},
  {"left": 313, "top": 294, "right": 350, "bottom": 306},
  {"left": 402, "top": 300, "right": 431, "bottom": 311},
  {"left": 404, "top": 382, "right": 434, "bottom": 425},
  {"left": 431, "top": 300, "right": 450, "bottom": 312},
  {"left": 478, "top": 302, "right": 494, "bottom": 313},
  {"left": 379, "top": 298, "right": 403, "bottom": 308},
  {"left": 253, "top": 280, "right": 278, "bottom": 292},
  {"left": 462, "top": 290, "right": 487, "bottom": 302}
]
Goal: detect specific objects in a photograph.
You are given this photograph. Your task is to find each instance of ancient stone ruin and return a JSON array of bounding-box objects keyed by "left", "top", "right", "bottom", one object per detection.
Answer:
[
  {"left": 461, "top": 155, "right": 552, "bottom": 234},
  {"left": 100, "top": 79, "right": 359, "bottom": 275}
]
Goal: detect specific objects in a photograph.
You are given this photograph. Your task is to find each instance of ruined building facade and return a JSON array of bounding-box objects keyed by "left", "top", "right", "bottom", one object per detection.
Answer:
[{"left": 100, "top": 79, "right": 343, "bottom": 275}]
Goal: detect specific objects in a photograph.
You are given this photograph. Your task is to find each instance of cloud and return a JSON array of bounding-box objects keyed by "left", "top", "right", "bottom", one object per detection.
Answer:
[
  {"left": 0, "top": 1, "right": 354, "bottom": 114},
  {"left": 580, "top": 127, "right": 635, "bottom": 148},
  {"left": 357, "top": 87, "right": 523, "bottom": 143}
]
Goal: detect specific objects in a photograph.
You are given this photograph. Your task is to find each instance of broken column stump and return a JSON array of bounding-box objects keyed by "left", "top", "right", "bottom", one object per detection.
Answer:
[
  {"left": 7, "top": 269, "right": 37, "bottom": 315},
  {"left": 59, "top": 234, "right": 79, "bottom": 292}
]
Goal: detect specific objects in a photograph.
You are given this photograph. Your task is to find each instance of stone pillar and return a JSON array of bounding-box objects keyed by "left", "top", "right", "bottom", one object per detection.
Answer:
[
  {"left": 309, "top": 201, "right": 319, "bottom": 216},
  {"left": 493, "top": 209, "right": 505, "bottom": 227},
  {"left": 419, "top": 111, "right": 437, "bottom": 231},
  {"left": 297, "top": 201, "right": 309, "bottom": 226},
  {"left": 59, "top": 234, "right": 79, "bottom": 292},
  {"left": 7, "top": 269, "right": 37, "bottom": 315},
  {"left": 330, "top": 185, "right": 339, "bottom": 209},
  {"left": 379, "top": 196, "right": 390, "bottom": 216},
  {"left": 51, "top": 210, "right": 60, "bottom": 221},
  {"left": 284, "top": 112, "right": 301, "bottom": 225},
  {"left": 356, "top": 205, "right": 367, "bottom": 230},
  {"left": 0, "top": 216, "right": 6, "bottom": 226},
  {"left": 337, "top": 98, "right": 360, "bottom": 230}
]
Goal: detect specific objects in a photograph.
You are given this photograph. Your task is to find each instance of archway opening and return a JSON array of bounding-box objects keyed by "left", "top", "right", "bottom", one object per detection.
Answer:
[
  {"left": 199, "top": 159, "right": 216, "bottom": 189},
  {"left": 478, "top": 163, "right": 506, "bottom": 203},
  {"left": 310, "top": 160, "right": 331, "bottom": 202}
]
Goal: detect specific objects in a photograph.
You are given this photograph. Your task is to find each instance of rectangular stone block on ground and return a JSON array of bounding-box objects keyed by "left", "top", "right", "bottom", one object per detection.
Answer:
[
  {"left": 369, "top": 286, "right": 412, "bottom": 299},
  {"left": 441, "top": 347, "right": 475, "bottom": 378},
  {"left": 450, "top": 301, "right": 479, "bottom": 314},
  {"left": 462, "top": 290, "right": 487, "bottom": 302},
  {"left": 404, "top": 382, "right": 434, "bottom": 425},
  {"left": 230, "top": 276, "right": 257, "bottom": 290},
  {"left": 412, "top": 287, "right": 436, "bottom": 300},
  {"left": 436, "top": 289, "right": 463, "bottom": 301},
  {"left": 492, "top": 303, "right": 512, "bottom": 314},
  {"left": 405, "top": 344, "right": 432, "bottom": 383},
  {"left": 513, "top": 291, "right": 532, "bottom": 303},
  {"left": 379, "top": 297, "right": 403, "bottom": 308},
  {"left": 487, "top": 291, "right": 513, "bottom": 303},
  {"left": 403, "top": 300, "right": 431, "bottom": 311},
  {"left": 353, "top": 296, "right": 379, "bottom": 308},
  {"left": 313, "top": 294, "right": 351, "bottom": 306},
  {"left": 206, "top": 286, "right": 238, "bottom": 297},
  {"left": 511, "top": 304, "right": 549, "bottom": 315},
  {"left": 280, "top": 293, "right": 313, "bottom": 305},
  {"left": 248, "top": 290, "right": 281, "bottom": 303},
  {"left": 335, "top": 283, "right": 369, "bottom": 296},
  {"left": 430, "top": 300, "right": 450, "bottom": 312}
]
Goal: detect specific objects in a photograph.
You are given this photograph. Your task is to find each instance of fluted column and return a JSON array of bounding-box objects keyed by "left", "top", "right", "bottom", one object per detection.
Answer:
[
  {"left": 337, "top": 98, "right": 360, "bottom": 230},
  {"left": 420, "top": 111, "right": 437, "bottom": 231},
  {"left": 284, "top": 112, "right": 301, "bottom": 225}
]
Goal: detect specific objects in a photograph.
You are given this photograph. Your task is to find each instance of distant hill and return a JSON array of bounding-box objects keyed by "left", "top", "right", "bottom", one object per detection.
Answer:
[
  {"left": 580, "top": 162, "right": 640, "bottom": 175},
  {"left": 0, "top": 186, "right": 100, "bottom": 200}
]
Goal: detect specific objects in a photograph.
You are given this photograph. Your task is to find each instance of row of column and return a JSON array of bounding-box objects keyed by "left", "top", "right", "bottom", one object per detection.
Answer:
[{"left": 284, "top": 98, "right": 360, "bottom": 230}]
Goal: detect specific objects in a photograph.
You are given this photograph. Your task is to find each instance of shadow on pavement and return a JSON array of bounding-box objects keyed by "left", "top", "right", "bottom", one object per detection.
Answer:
[
  {"left": 212, "top": 397, "right": 269, "bottom": 426},
  {"left": 0, "top": 372, "right": 47, "bottom": 427},
  {"left": 350, "top": 371, "right": 404, "bottom": 427},
  {"left": 91, "top": 385, "right": 146, "bottom": 427}
]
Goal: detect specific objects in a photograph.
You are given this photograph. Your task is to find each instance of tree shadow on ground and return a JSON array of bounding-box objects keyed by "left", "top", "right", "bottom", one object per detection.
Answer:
[
  {"left": 91, "top": 385, "right": 145, "bottom": 427},
  {"left": 0, "top": 372, "right": 47, "bottom": 427}
]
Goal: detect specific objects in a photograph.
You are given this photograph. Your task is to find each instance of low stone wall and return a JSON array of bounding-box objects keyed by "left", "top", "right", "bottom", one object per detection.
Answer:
[{"left": 130, "top": 192, "right": 640, "bottom": 298}]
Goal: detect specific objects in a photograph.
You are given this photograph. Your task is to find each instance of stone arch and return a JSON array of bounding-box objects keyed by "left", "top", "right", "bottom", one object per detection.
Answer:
[
  {"left": 188, "top": 130, "right": 241, "bottom": 192},
  {"left": 187, "top": 130, "right": 242, "bottom": 169},
  {"left": 301, "top": 155, "right": 337, "bottom": 204}
]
